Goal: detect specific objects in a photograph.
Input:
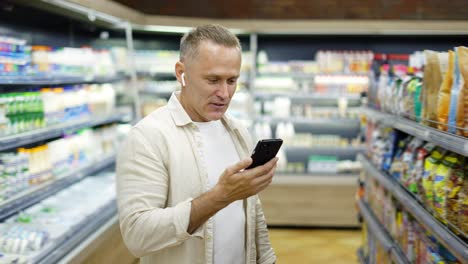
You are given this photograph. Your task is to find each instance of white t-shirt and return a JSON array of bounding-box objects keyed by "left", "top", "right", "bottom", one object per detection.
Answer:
[{"left": 194, "top": 120, "right": 246, "bottom": 264}]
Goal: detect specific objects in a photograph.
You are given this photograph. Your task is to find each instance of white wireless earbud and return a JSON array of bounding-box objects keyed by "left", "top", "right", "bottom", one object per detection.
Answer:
[{"left": 181, "top": 73, "right": 186, "bottom": 87}]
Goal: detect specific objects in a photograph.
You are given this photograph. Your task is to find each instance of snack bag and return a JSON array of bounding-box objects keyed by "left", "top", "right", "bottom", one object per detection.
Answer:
[
  {"left": 456, "top": 46, "right": 468, "bottom": 137},
  {"left": 410, "top": 143, "right": 436, "bottom": 201},
  {"left": 433, "top": 154, "right": 459, "bottom": 223},
  {"left": 437, "top": 50, "right": 455, "bottom": 131},
  {"left": 446, "top": 156, "right": 465, "bottom": 233},
  {"left": 389, "top": 136, "right": 412, "bottom": 181},
  {"left": 422, "top": 51, "right": 444, "bottom": 127},
  {"left": 401, "top": 138, "right": 424, "bottom": 188},
  {"left": 448, "top": 49, "right": 464, "bottom": 134},
  {"left": 459, "top": 162, "right": 468, "bottom": 234},
  {"left": 422, "top": 148, "right": 446, "bottom": 211},
  {"left": 400, "top": 75, "right": 422, "bottom": 120},
  {"left": 382, "top": 130, "right": 407, "bottom": 172}
]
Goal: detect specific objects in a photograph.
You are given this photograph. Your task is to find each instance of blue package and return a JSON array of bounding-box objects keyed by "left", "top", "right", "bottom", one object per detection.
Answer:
[
  {"left": 448, "top": 48, "right": 461, "bottom": 134},
  {"left": 382, "top": 130, "right": 407, "bottom": 172}
]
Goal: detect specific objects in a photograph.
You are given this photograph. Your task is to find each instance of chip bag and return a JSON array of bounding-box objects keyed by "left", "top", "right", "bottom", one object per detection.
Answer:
[
  {"left": 446, "top": 156, "right": 465, "bottom": 231},
  {"left": 422, "top": 148, "right": 446, "bottom": 211},
  {"left": 456, "top": 46, "right": 468, "bottom": 137},
  {"left": 437, "top": 50, "right": 454, "bottom": 131},
  {"left": 433, "top": 154, "right": 459, "bottom": 223},
  {"left": 422, "top": 51, "right": 444, "bottom": 127}
]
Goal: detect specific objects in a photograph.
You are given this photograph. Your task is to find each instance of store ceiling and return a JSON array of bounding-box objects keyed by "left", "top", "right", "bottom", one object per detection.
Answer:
[{"left": 113, "top": 0, "right": 468, "bottom": 20}]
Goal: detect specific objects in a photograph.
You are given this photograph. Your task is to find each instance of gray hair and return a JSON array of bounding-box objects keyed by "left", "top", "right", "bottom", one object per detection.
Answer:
[{"left": 180, "top": 24, "right": 241, "bottom": 62}]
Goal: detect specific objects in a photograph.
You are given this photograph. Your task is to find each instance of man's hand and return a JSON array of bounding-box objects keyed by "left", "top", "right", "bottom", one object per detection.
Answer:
[
  {"left": 187, "top": 157, "right": 278, "bottom": 234},
  {"left": 212, "top": 157, "right": 278, "bottom": 204}
]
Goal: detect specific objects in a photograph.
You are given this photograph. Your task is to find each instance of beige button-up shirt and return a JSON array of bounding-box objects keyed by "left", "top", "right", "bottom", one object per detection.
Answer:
[{"left": 116, "top": 92, "right": 276, "bottom": 264}]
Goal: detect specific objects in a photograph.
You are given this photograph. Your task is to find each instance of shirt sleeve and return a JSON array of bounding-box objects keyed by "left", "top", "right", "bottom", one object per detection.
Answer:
[
  {"left": 255, "top": 196, "right": 277, "bottom": 264},
  {"left": 116, "top": 128, "right": 203, "bottom": 258}
]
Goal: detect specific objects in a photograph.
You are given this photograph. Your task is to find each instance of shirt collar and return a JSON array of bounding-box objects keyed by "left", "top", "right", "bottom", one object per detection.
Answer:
[{"left": 168, "top": 91, "right": 239, "bottom": 131}]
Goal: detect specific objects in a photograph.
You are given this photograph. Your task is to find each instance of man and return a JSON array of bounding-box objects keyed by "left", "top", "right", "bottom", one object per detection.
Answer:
[{"left": 116, "top": 24, "right": 277, "bottom": 264}]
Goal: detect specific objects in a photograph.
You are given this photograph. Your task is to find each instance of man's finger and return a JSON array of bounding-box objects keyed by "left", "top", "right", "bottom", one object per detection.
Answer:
[
  {"left": 246, "top": 157, "right": 278, "bottom": 178},
  {"left": 225, "top": 158, "right": 252, "bottom": 175}
]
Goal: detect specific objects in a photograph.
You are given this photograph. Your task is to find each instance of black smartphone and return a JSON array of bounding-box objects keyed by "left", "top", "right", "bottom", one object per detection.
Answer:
[{"left": 246, "top": 139, "right": 283, "bottom": 170}]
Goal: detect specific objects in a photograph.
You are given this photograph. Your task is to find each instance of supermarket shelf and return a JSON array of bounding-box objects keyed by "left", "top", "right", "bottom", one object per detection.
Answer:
[
  {"left": 357, "top": 248, "right": 368, "bottom": 264},
  {"left": 363, "top": 107, "right": 468, "bottom": 156},
  {"left": 34, "top": 200, "right": 117, "bottom": 264},
  {"left": 284, "top": 146, "right": 363, "bottom": 161},
  {"left": 254, "top": 92, "right": 362, "bottom": 107},
  {"left": 257, "top": 72, "right": 315, "bottom": 79},
  {"left": 139, "top": 89, "right": 174, "bottom": 98},
  {"left": 256, "top": 116, "right": 360, "bottom": 138},
  {"left": 0, "top": 74, "right": 127, "bottom": 86},
  {"left": 257, "top": 72, "right": 369, "bottom": 79},
  {"left": 272, "top": 174, "right": 358, "bottom": 185},
  {"left": 358, "top": 199, "right": 410, "bottom": 264},
  {"left": 0, "top": 153, "right": 115, "bottom": 221},
  {"left": 137, "top": 72, "right": 176, "bottom": 79},
  {"left": 0, "top": 112, "right": 128, "bottom": 151},
  {"left": 358, "top": 154, "right": 468, "bottom": 262},
  {"left": 58, "top": 215, "right": 119, "bottom": 264},
  {"left": 276, "top": 172, "right": 360, "bottom": 178}
]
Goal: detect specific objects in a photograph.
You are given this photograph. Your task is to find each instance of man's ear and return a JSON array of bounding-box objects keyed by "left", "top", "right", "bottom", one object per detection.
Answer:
[{"left": 175, "top": 61, "right": 185, "bottom": 87}]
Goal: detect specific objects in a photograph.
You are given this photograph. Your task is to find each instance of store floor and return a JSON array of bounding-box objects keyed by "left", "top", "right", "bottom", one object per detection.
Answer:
[
  {"left": 269, "top": 228, "right": 361, "bottom": 264},
  {"left": 130, "top": 228, "right": 361, "bottom": 264}
]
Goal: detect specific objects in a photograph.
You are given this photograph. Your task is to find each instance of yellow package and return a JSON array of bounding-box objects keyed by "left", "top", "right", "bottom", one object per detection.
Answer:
[
  {"left": 423, "top": 50, "right": 443, "bottom": 127},
  {"left": 433, "top": 154, "right": 458, "bottom": 223},
  {"left": 447, "top": 156, "right": 465, "bottom": 229},
  {"left": 456, "top": 46, "right": 468, "bottom": 137},
  {"left": 422, "top": 149, "right": 446, "bottom": 211},
  {"left": 437, "top": 51, "right": 454, "bottom": 131}
]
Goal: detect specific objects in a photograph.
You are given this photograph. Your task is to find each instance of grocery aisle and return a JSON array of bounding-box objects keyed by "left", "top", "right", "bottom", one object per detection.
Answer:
[{"left": 1, "top": 1, "right": 467, "bottom": 263}]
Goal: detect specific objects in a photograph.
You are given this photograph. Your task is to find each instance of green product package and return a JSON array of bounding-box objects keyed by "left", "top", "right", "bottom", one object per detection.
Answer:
[{"left": 413, "top": 78, "right": 423, "bottom": 122}]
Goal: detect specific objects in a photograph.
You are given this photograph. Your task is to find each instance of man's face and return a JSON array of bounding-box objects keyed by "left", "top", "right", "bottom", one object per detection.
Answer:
[{"left": 179, "top": 40, "right": 241, "bottom": 122}]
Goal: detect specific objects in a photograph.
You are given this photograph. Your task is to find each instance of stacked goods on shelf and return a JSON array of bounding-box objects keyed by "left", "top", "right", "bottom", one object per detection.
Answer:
[
  {"left": 254, "top": 120, "right": 361, "bottom": 175},
  {"left": 0, "top": 92, "right": 45, "bottom": 135},
  {"left": 0, "top": 172, "right": 115, "bottom": 264},
  {"left": 316, "top": 50, "right": 374, "bottom": 74},
  {"left": 313, "top": 74, "right": 368, "bottom": 96},
  {"left": 134, "top": 50, "right": 178, "bottom": 75},
  {"left": 0, "top": 84, "right": 116, "bottom": 136},
  {"left": 254, "top": 73, "right": 368, "bottom": 94},
  {"left": 254, "top": 50, "right": 371, "bottom": 94},
  {"left": 257, "top": 96, "right": 360, "bottom": 118},
  {"left": 0, "top": 124, "right": 122, "bottom": 202},
  {"left": 370, "top": 46, "right": 468, "bottom": 137},
  {"left": 366, "top": 176, "right": 460, "bottom": 263},
  {"left": 30, "top": 46, "right": 116, "bottom": 78},
  {"left": 361, "top": 228, "right": 394, "bottom": 264},
  {"left": 0, "top": 37, "right": 29, "bottom": 76},
  {"left": 0, "top": 35, "right": 119, "bottom": 78},
  {"left": 366, "top": 121, "right": 467, "bottom": 239}
]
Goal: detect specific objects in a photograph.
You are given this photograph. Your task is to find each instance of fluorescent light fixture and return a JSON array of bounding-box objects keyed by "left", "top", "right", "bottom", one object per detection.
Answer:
[
  {"left": 41, "top": 0, "right": 125, "bottom": 26},
  {"left": 140, "top": 25, "right": 192, "bottom": 33},
  {"left": 136, "top": 24, "right": 248, "bottom": 35}
]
